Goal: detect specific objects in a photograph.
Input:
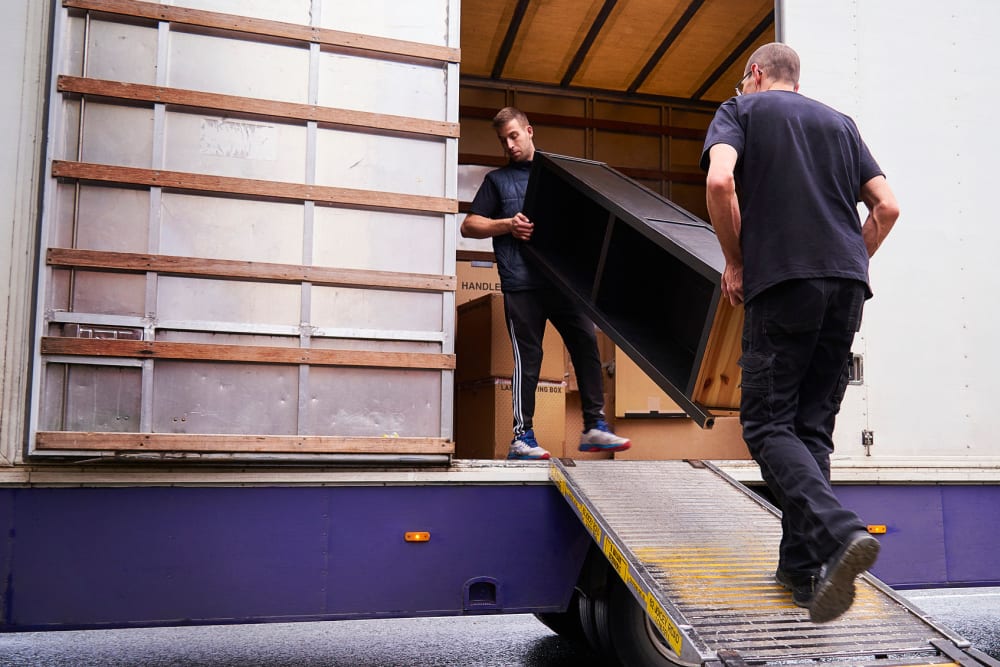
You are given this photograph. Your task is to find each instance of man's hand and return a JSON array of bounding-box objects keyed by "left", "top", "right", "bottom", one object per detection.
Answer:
[
  {"left": 722, "top": 262, "right": 744, "bottom": 306},
  {"left": 510, "top": 212, "right": 534, "bottom": 241}
]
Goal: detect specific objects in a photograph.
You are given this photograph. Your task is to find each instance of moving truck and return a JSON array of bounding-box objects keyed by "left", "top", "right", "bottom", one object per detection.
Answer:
[{"left": 2, "top": 1, "right": 998, "bottom": 665}]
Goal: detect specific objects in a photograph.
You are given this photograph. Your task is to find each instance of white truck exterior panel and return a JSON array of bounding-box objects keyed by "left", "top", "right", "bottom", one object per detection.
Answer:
[{"left": 781, "top": 1, "right": 1000, "bottom": 472}]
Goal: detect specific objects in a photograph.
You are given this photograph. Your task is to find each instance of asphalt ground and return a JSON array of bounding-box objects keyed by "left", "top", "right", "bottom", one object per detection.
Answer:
[{"left": 0, "top": 587, "right": 997, "bottom": 666}]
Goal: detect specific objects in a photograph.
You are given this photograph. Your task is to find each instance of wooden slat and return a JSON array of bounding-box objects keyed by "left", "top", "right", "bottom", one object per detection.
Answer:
[
  {"left": 456, "top": 249, "right": 495, "bottom": 262},
  {"left": 51, "top": 161, "right": 457, "bottom": 214},
  {"left": 460, "top": 105, "right": 709, "bottom": 139},
  {"left": 47, "top": 248, "right": 455, "bottom": 293},
  {"left": 63, "top": 0, "right": 460, "bottom": 64},
  {"left": 58, "top": 76, "right": 459, "bottom": 138},
  {"left": 35, "top": 431, "right": 453, "bottom": 454},
  {"left": 458, "top": 153, "right": 704, "bottom": 184},
  {"left": 41, "top": 338, "right": 456, "bottom": 370}
]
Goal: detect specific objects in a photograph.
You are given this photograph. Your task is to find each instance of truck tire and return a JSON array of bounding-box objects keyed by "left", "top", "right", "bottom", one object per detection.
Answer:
[
  {"left": 606, "top": 575, "right": 680, "bottom": 667},
  {"left": 533, "top": 589, "right": 586, "bottom": 644}
]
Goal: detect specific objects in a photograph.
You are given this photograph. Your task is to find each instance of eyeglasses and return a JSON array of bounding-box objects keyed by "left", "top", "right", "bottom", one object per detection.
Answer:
[{"left": 735, "top": 67, "right": 761, "bottom": 96}]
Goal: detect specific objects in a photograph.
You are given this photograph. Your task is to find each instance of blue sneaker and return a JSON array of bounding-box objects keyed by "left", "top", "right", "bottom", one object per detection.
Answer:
[
  {"left": 579, "top": 419, "right": 631, "bottom": 452},
  {"left": 507, "top": 430, "right": 551, "bottom": 460}
]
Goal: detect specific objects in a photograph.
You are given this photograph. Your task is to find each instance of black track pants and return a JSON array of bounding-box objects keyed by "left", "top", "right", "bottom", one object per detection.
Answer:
[{"left": 503, "top": 288, "right": 606, "bottom": 439}]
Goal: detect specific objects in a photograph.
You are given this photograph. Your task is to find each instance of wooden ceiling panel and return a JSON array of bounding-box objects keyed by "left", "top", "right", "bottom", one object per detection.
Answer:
[
  {"left": 698, "top": 29, "right": 775, "bottom": 102},
  {"left": 639, "top": 0, "right": 774, "bottom": 100},
  {"left": 571, "top": 0, "right": 691, "bottom": 92},
  {"left": 503, "top": 0, "right": 606, "bottom": 85},
  {"left": 459, "top": 0, "right": 777, "bottom": 106},
  {"left": 460, "top": 0, "right": 521, "bottom": 77}
]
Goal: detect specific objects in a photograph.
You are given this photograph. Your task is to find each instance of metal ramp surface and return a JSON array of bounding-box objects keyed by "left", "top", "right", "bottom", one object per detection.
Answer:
[{"left": 550, "top": 459, "right": 980, "bottom": 667}]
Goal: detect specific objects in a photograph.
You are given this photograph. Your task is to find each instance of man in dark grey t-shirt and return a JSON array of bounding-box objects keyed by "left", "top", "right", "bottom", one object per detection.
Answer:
[{"left": 701, "top": 43, "right": 900, "bottom": 623}]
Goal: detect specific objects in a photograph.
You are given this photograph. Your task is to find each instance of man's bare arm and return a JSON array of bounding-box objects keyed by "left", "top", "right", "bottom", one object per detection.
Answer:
[
  {"left": 705, "top": 143, "right": 744, "bottom": 304},
  {"left": 860, "top": 175, "right": 900, "bottom": 257},
  {"left": 461, "top": 212, "right": 533, "bottom": 241}
]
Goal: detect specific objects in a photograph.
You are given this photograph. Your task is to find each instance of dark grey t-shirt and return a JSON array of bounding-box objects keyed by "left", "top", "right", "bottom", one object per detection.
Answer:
[{"left": 701, "top": 91, "right": 884, "bottom": 302}]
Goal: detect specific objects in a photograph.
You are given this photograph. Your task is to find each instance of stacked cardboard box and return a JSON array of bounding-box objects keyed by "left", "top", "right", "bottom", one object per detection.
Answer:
[
  {"left": 456, "top": 260, "right": 503, "bottom": 306},
  {"left": 610, "top": 347, "right": 750, "bottom": 461},
  {"left": 455, "top": 378, "right": 567, "bottom": 459}
]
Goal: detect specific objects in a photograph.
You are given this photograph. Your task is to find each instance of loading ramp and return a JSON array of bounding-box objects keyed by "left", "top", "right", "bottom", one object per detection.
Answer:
[{"left": 550, "top": 458, "right": 995, "bottom": 667}]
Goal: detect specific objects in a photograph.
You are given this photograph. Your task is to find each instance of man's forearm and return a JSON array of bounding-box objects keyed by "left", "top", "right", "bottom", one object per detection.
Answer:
[
  {"left": 860, "top": 176, "right": 900, "bottom": 257},
  {"left": 461, "top": 213, "right": 513, "bottom": 239},
  {"left": 706, "top": 179, "right": 743, "bottom": 266}
]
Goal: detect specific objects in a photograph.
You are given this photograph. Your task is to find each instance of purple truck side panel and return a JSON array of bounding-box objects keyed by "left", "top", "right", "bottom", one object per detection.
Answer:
[
  {"left": 3, "top": 481, "right": 998, "bottom": 630},
  {"left": 835, "top": 484, "right": 1000, "bottom": 588},
  {"left": 0, "top": 485, "right": 591, "bottom": 631}
]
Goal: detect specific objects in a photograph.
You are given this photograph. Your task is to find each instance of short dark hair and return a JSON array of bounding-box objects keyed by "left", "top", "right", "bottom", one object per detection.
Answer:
[
  {"left": 746, "top": 42, "right": 800, "bottom": 86},
  {"left": 492, "top": 106, "right": 530, "bottom": 130}
]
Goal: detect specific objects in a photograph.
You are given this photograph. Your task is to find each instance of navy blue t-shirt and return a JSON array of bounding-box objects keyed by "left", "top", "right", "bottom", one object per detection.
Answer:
[
  {"left": 468, "top": 160, "right": 548, "bottom": 292},
  {"left": 700, "top": 91, "right": 884, "bottom": 303}
]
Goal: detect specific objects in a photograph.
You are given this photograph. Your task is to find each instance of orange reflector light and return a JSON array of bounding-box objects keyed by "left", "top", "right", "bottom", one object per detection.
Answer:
[
  {"left": 404, "top": 531, "right": 431, "bottom": 542},
  {"left": 867, "top": 524, "right": 887, "bottom": 534}
]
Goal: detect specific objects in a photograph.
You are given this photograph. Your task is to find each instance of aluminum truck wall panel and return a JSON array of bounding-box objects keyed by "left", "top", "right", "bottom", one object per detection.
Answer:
[{"left": 29, "top": 0, "right": 460, "bottom": 460}]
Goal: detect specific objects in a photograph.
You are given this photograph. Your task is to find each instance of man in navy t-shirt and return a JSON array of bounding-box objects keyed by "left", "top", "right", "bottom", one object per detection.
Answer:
[
  {"left": 701, "top": 43, "right": 900, "bottom": 623},
  {"left": 462, "top": 107, "right": 630, "bottom": 460}
]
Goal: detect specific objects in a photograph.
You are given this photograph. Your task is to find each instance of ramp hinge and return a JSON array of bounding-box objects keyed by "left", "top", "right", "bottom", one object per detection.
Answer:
[
  {"left": 707, "top": 649, "right": 747, "bottom": 667},
  {"left": 558, "top": 457, "right": 576, "bottom": 467}
]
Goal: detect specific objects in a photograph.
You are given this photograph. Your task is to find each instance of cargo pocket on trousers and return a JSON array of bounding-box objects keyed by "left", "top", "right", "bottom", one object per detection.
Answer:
[{"left": 738, "top": 351, "right": 774, "bottom": 421}]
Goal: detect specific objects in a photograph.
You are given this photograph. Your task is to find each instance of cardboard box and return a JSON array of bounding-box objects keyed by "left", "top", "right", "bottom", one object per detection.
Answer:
[
  {"left": 454, "top": 378, "right": 566, "bottom": 459},
  {"left": 612, "top": 414, "right": 750, "bottom": 461},
  {"left": 456, "top": 293, "right": 565, "bottom": 384},
  {"left": 456, "top": 260, "right": 502, "bottom": 305},
  {"left": 614, "top": 348, "right": 685, "bottom": 417}
]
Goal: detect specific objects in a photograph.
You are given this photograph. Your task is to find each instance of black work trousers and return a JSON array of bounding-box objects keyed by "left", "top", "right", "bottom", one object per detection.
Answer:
[
  {"left": 739, "top": 278, "right": 868, "bottom": 576},
  {"left": 503, "top": 288, "right": 605, "bottom": 439}
]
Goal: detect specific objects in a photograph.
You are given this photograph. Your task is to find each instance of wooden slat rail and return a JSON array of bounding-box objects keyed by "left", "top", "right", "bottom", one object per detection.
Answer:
[
  {"left": 458, "top": 153, "right": 705, "bottom": 185},
  {"left": 461, "top": 104, "right": 708, "bottom": 139},
  {"left": 63, "top": 0, "right": 460, "bottom": 65},
  {"left": 51, "top": 161, "right": 458, "bottom": 214},
  {"left": 47, "top": 248, "right": 456, "bottom": 293},
  {"left": 35, "top": 431, "right": 453, "bottom": 454},
  {"left": 57, "top": 76, "right": 460, "bottom": 139},
  {"left": 41, "top": 338, "right": 456, "bottom": 370}
]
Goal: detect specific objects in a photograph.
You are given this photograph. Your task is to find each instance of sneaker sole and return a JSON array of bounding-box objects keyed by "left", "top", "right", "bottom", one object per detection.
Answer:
[
  {"left": 808, "top": 535, "right": 880, "bottom": 623},
  {"left": 506, "top": 453, "right": 551, "bottom": 460},
  {"left": 578, "top": 442, "right": 631, "bottom": 453}
]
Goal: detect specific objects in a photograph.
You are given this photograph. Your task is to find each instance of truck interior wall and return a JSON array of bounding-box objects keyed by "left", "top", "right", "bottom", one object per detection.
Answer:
[{"left": 458, "top": 83, "right": 712, "bottom": 221}]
